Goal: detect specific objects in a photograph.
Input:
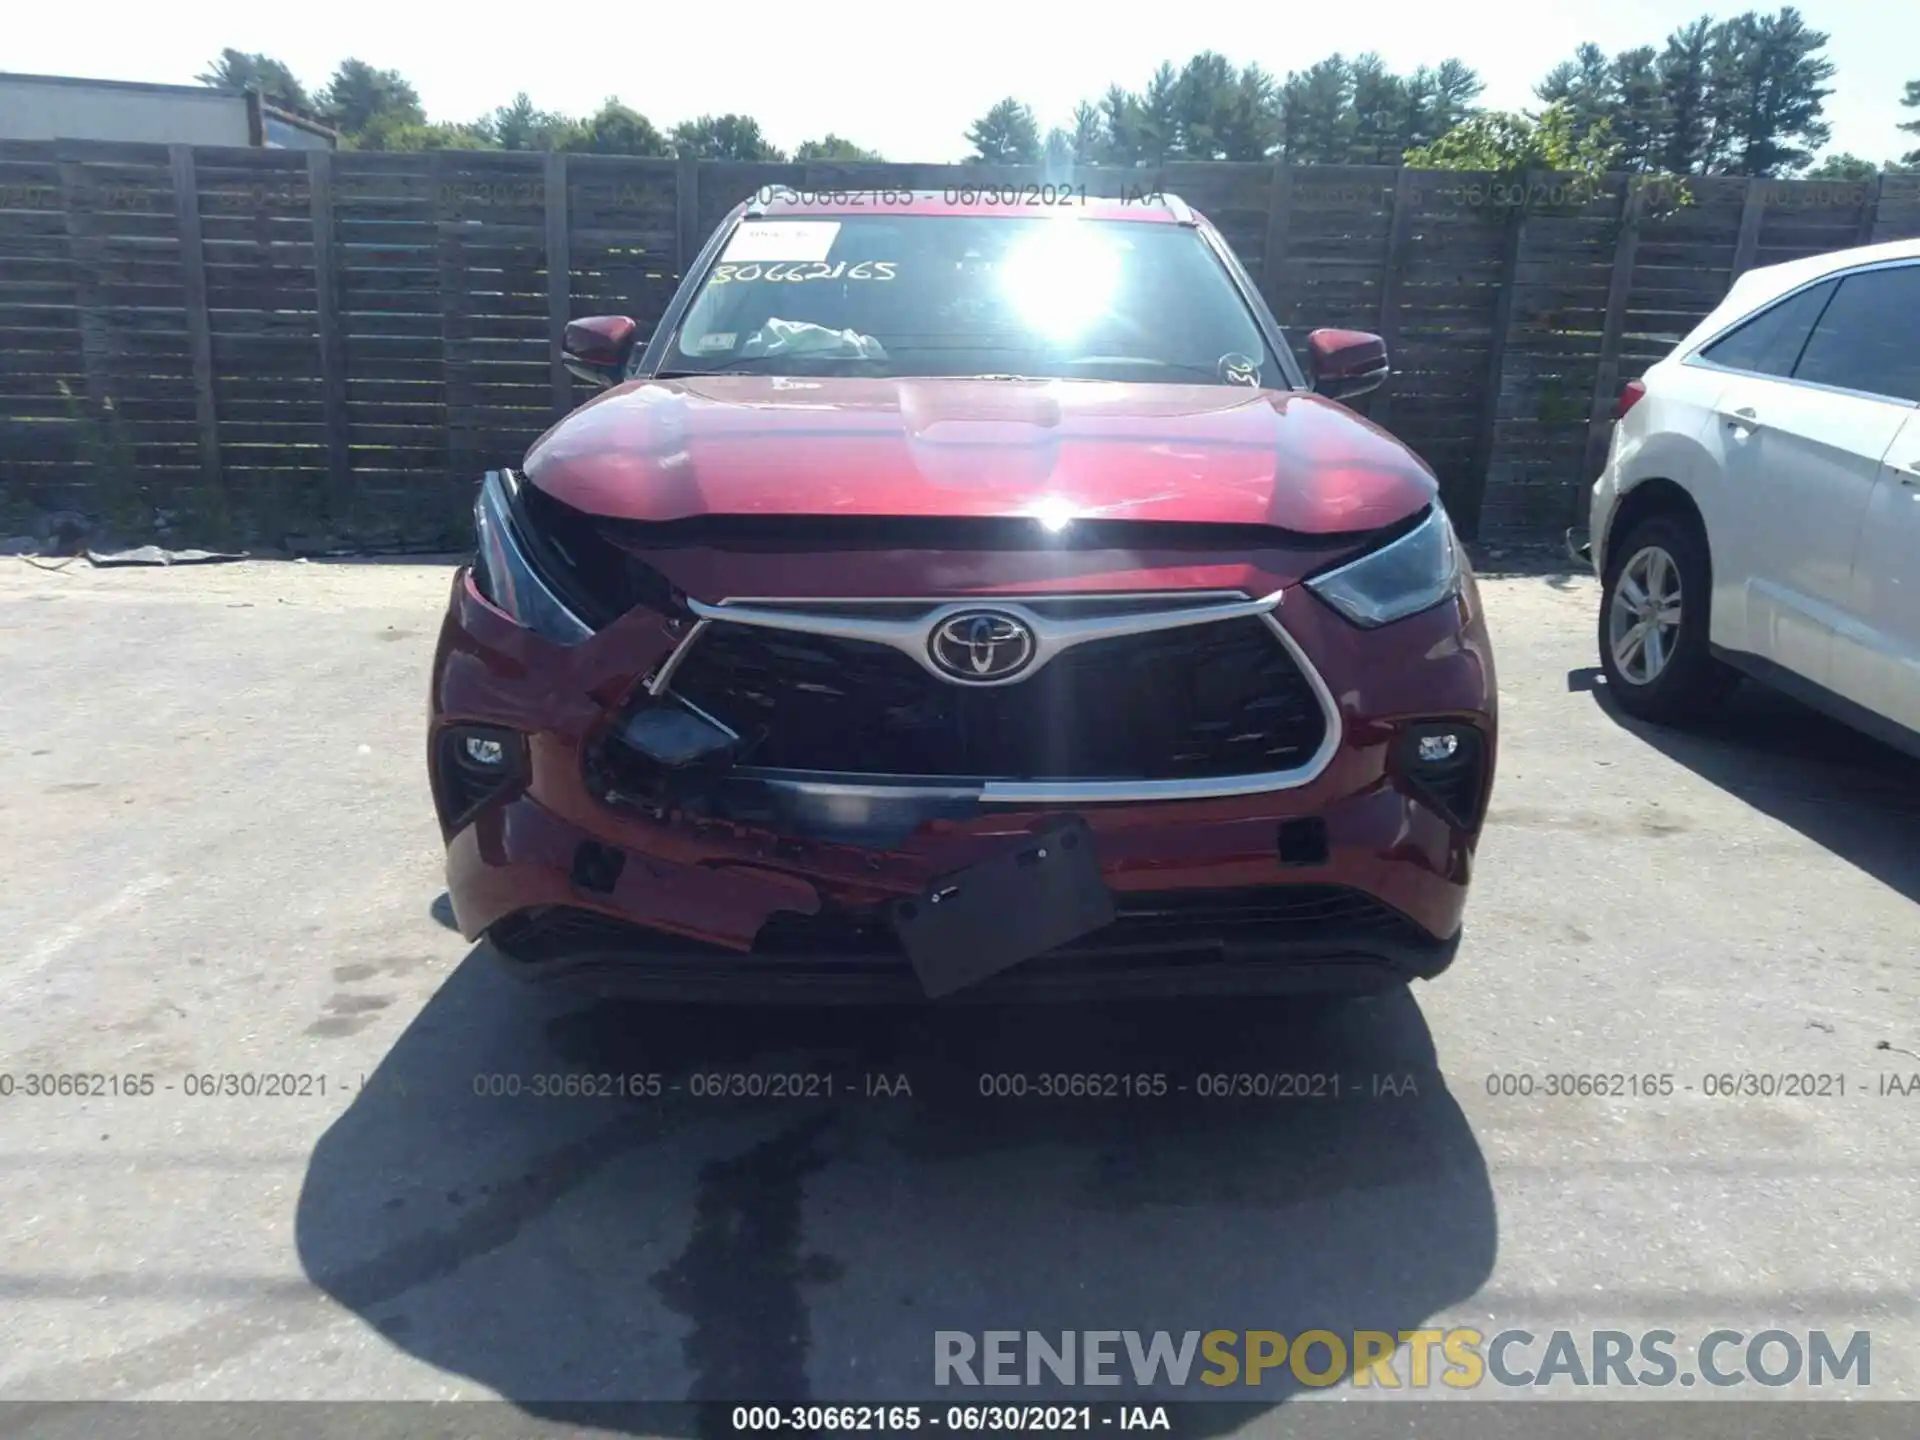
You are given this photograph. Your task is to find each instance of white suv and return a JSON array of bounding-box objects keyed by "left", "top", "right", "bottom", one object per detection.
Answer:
[{"left": 1584, "top": 237, "right": 1920, "bottom": 754}]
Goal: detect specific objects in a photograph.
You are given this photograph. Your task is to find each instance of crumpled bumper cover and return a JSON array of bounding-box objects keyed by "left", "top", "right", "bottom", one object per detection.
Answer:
[{"left": 430, "top": 561, "right": 1497, "bottom": 1000}]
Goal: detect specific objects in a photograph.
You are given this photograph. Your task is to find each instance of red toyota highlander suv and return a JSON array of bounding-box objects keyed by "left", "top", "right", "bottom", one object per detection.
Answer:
[{"left": 428, "top": 189, "right": 1497, "bottom": 1002}]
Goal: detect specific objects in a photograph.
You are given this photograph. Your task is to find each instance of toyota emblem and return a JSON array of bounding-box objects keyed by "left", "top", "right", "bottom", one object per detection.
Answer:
[{"left": 928, "top": 611, "right": 1037, "bottom": 682}]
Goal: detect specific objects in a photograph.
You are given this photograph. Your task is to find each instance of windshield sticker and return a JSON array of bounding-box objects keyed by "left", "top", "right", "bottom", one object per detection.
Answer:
[
  {"left": 721, "top": 221, "right": 841, "bottom": 263},
  {"left": 710, "top": 260, "right": 896, "bottom": 284},
  {"left": 693, "top": 332, "right": 736, "bottom": 351},
  {"left": 1219, "top": 353, "right": 1262, "bottom": 387}
]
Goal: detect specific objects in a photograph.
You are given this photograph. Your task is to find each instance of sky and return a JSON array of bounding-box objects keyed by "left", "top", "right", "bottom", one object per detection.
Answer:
[{"left": 6, "top": 0, "right": 1914, "bottom": 164}]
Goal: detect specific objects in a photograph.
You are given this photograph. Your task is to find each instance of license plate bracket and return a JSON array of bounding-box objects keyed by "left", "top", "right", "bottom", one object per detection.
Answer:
[{"left": 890, "top": 817, "right": 1115, "bottom": 999}]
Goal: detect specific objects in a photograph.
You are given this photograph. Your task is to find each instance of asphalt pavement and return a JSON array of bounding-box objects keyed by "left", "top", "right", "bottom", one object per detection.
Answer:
[{"left": 1, "top": 554, "right": 1916, "bottom": 1435}]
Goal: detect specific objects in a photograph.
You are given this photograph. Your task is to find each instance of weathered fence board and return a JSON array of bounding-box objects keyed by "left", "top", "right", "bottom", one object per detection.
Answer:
[{"left": 4, "top": 140, "right": 1919, "bottom": 544}]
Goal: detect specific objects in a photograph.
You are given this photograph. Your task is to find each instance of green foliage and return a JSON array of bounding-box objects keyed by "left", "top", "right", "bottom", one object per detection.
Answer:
[
  {"left": 1097, "top": 86, "right": 1144, "bottom": 165},
  {"left": 1267, "top": 53, "right": 1483, "bottom": 165},
  {"left": 1153, "top": 51, "right": 1282, "bottom": 161},
  {"left": 1135, "top": 64, "right": 1180, "bottom": 164},
  {"left": 1705, "top": 8, "right": 1835, "bottom": 174},
  {"left": 792, "top": 134, "right": 882, "bottom": 162},
  {"left": 568, "top": 100, "right": 669, "bottom": 156},
  {"left": 1067, "top": 102, "right": 1105, "bottom": 163},
  {"left": 671, "top": 114, "right": 783, "bottom": 161},
  {"left": 189, "top": 28, "right": 1882, "bottom": 183},
  {"left": 1538, "top": 9, "right": 1833, "bottom": 176},
  {"left": 1404, "top": 101, "right": 1621, "bottom": 180},
  {"left": 1805, "top": 152, "right": 1878, "bottom": 180},
  {"left": 1536, "top": 42, "right": 1615, "bottom": 140},
  {"left": 1279, "top": 56, "right": 1356, "bottom": 163},
  {"left": 1657, "top": 18, "right": 1716, "bottom": 172},
  {"left": 196, "top": 49, "right": 311, "bottom": 114},
  {"left": 485, "top": 93, "right": 582, "bottom": 151},
  {"left": 319, "top": 59, "right": 424, "bottom": 138},
  {"left": 1901, "top": 79, "right": 1920, "bottom": 166},
  {"left": 966, "top": 98, "right": 1042, "bottom": 164},
  {"left": 1607, "top": 47, "right": 1665, "bottom": 168},
  {"left": 1407, "top": 104, "right": 1697, "bottom": 217},
  {"left": 352, "top": 117, "right": 493, "bottom": 152}
]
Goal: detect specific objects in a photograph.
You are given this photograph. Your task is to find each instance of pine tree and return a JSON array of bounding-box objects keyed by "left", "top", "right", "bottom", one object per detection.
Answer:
[
  {"left": 965, "top": 98, "right": 1042, "bottom": 164},
  {"left": 1137, "top": 63, "right": 1181, "bottom": 164},
  {"left": 1609, "top": 47, "right": 1667, "bottom": 168},
  {"left": 197, "top": 49, "right": 312, "bottom": 114},
  {"left": 1216, "top": 63, "right": 1281, "bottom": 161},
  {"left": 485, "top": 93, "right": 579, "bottom": 151},
  {"left": 1899, "top": 79, "right": 1920, "bottom": 166},
  {"left": 1068, "top": 102, "right": 1106, "bottom": 163},
  {"left": 1536, "top": 42, "right": 1619, "bottom": 145},
  {"left": 318, "top": 60, "right": 424, "bottom": 139},
  {"left": 1706, "top": 8, "right": 1835, "bottom": 175},
  {"left": 1431, "top": 60, "right": 1486, "bottom": 137},
  {"left": 1656, "top": 18, "right": 1717, "bottom": 172},
  {"left": 1347, "top": 53, "right": 1407, "bottom": 164},
  {"left": 1280, "top": 56, "right": 1354, "bottom": 164},
  {"left": 1171, "top": 51, "right": 1236, "bottom": 158},
  {"left": 671, "top": 114, "right": 783, "bottom": 161},
  {"left": 1097, "top": 86, "right": 1144, "bottom": 166}
]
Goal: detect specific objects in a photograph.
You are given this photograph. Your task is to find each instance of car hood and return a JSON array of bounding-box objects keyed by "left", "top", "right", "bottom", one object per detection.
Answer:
[{"left": 521, "top": 376, "right": 1436, "bottom": 536}]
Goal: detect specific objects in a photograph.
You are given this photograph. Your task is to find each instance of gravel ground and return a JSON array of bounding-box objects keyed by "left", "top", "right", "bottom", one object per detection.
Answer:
[{"left": 1, "top": 555, "right": 1916, "bottom": 1436}]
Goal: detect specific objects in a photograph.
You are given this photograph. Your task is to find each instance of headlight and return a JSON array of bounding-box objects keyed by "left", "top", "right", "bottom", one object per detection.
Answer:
[
  {"left": 1304, "top": 504, "right": 1462, "bottom": 628},
  {"left": 472, "top": 470, "right": 594, "bottom": 645}
]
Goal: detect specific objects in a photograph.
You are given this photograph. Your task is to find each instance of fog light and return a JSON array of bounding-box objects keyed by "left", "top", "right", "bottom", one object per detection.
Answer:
[
  {"left": 435, "top": 725, "right": 527, "bottom": 832},
  {"left": 1393, "top": 723, "right": 1489, "bottom": 833},
  {"left": 464, "top": 735, "right": 507, "bottom": 767}
]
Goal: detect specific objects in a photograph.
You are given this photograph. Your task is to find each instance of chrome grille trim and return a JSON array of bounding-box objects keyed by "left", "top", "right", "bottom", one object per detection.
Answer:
[
  {"left": 643, "top": 618, "right": 710, "bottom": 696},
  {"left": 653, "top": 595, "right": 1343, "bottom": 803},
  {"left": 684, "top": 590, "right": 1287, "bottom": 688}
]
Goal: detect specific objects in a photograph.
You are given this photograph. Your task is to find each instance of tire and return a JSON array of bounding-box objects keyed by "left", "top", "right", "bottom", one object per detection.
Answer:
[{"left": 1597, "top": 512, "right": 1737, "bottom": 725}]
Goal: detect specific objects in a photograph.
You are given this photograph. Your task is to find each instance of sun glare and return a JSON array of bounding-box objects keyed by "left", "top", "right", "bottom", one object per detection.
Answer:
[{"left": 997, "top": 222, "right": 1122, "bottom": 343}]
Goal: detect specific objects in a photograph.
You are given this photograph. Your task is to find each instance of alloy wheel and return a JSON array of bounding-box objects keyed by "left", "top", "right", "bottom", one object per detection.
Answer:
[{"left": 1608, "top": 544, "right": 1684, "bottom": 685}]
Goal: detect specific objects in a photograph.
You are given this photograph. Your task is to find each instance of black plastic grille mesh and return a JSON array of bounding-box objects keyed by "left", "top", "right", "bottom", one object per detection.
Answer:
[{"left": 667, "top": 616, "right": 1326, "bottom": 781}]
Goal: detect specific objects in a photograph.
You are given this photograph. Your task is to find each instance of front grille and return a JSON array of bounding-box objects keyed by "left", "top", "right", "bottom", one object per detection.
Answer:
[
  {"left": 490, "top": 887, "right": 1428, "bottom": 967},
  {"left": 665, "top": 616, "right": 1327, "bottom": 781}
]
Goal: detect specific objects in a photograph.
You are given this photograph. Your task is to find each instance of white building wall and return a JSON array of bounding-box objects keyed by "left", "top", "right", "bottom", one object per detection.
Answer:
[{"left": 0, "top": 79, "right": 252, "bottom": 145}]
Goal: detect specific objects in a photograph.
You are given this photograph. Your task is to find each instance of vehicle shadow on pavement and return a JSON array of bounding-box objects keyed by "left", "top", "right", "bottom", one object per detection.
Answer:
[
  {"left": 1575, "top": 667, "right": 1920, "bottom": 903},
  {"left": 294, "top": 953, "right": 1496, "bottom": 1431}
]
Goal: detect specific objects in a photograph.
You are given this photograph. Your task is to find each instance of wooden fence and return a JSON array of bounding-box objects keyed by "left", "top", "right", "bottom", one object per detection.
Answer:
[{"left": 4, "top": 140, "right": 1918, "bottom": 544}]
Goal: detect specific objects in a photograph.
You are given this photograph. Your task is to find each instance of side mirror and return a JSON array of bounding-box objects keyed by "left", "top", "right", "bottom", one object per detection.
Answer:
[
  {"left": 1306, "top": 328, "right": 1391, "bottom": 402},
  {"left": 563, "top": 315, "right": 642, "bottom": 388}
]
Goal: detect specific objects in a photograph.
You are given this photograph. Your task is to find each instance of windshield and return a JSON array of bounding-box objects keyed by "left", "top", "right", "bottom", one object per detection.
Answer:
[{"left": 657, "top": 214, "right": 1290, "bottom": 387}]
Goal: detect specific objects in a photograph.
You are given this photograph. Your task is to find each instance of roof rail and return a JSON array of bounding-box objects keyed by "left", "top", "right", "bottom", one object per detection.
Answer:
[{"left": 1161, "top": 192, "right": 1196, "bottom": 224}]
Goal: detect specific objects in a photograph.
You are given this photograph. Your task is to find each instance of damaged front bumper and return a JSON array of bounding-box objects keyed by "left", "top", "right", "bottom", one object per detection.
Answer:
[{"left": 429, "top": 548, "right": 1493, "bottom": 1001}]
